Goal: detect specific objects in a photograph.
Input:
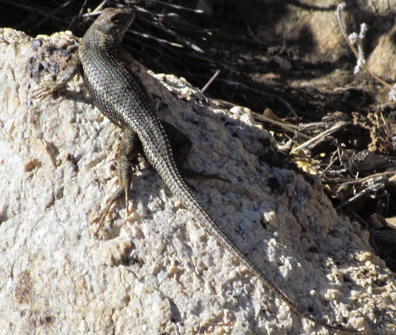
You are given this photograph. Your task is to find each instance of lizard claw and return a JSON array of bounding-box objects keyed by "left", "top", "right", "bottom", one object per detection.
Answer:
[
  {"left": 31, "top": 55, "right": 81, "bottom": 100},
  {"left": 31, "top": 82, "right": 59, "bottom": 100},
  {"left": 92, "top": 185, "right": 126, "bottom": 238}
]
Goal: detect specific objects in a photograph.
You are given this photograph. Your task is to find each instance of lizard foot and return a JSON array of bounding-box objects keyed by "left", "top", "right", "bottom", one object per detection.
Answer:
[
  {"left": 31, "top": 81, "right": 59, "bottom": 100},
  {"left": 92, "top": 186, "right": 130, "bottom": 239}
]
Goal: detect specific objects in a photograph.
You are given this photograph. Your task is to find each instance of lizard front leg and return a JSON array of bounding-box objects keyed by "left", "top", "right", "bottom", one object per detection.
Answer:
[{"left": 31, "top": 56, "right": 81, "bottom": 100}]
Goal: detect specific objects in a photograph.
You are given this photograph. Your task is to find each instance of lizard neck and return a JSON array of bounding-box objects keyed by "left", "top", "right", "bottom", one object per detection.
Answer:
[{"left": 81, "top": 28, "right": 120, "bottom": 55}]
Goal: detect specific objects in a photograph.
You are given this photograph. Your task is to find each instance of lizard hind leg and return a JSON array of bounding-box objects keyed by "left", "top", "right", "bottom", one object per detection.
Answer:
[
  {"left": 93, "top": 128, "right": 140, "bottom": 237},
  {"left": 118, "top": 128, "right": 140, "bottom": 218}
]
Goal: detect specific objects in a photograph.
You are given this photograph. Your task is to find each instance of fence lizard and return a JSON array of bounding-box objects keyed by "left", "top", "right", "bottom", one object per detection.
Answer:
[{"left": 32, "top": 7, "right": 361, "bottom": 333}]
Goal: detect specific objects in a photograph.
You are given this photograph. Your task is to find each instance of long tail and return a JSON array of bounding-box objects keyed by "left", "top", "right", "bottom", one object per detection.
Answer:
[
  {"left": 166, "top": 167, "right": 362, "bottom": 333},
  {"left": 139, "top": 118, "right": 361, "bottom": 333}
]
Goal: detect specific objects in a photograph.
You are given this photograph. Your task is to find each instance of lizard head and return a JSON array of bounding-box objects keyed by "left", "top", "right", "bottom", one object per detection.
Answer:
[{"left": 92, "top": 8, "right": 135, "bottom": 45}]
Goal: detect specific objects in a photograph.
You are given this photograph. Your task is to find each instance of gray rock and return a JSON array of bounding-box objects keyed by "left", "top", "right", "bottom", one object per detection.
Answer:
[{"left": 0, "top": 27, "right": 395, "bottom": 335}]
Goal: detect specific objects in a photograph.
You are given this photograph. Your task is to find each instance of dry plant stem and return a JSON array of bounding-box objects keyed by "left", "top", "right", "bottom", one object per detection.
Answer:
[
  {"left": 253, "top": 112, "right": 310, "bottom": 140},
  {"left": 379, "top": 112, "right": 393, "bottom": 141},
  {"left": 34, "top": 0, "right": 74, "bottom": 31},
  {"left": 201, "top": 69, "right": 220, "bottom": 92},
  {"left": 131, "top": 29, "right": 184, "bottom": 48},
  {"left": 336, "top": 179, "right": 385, "bottom": 209},
  {"left": 336, "top": 4, "right": 394, "bottom": 90},
  {"left": 212, "top": 78, "right": 297, "bottom": 116},
  {"left": 336, "top": 172, "right": 396, "bottom": 210},
  {"left": 69, "top": 0, "right": 89, "bottom": 29},
  {"left": 145, "top": 12, "right": 204, "bottom": 52},
  {"left": 147, "top": 0, "right": 205, "bottom": 13},
  {"left": 319, "top": 150, "right": 339, "bottom": 177},
  {"left": 298, "top": 121, "right": 331, "bottom": 130},
  {"left": 342, "top": 170, "right": 396, "bottom": 186},
  {"left": 290, "top": 121, "right": 348, "bottom": 154},
  {"left": 92, "top": 1, "right": 107, "bottom": 14}
]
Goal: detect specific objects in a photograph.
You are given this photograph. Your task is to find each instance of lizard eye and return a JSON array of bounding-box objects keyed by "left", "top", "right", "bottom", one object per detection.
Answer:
[{"left": 111, "top": 13, "right": 125, "bottom": 24}]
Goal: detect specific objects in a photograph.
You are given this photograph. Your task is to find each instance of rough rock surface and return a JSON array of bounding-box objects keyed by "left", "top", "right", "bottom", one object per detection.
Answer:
[
  {"left": 0, "top": 28, "right": 396, "bottom": 335},
  {"left": 367, "top": 24, "right": 396, "bottom": 81}
]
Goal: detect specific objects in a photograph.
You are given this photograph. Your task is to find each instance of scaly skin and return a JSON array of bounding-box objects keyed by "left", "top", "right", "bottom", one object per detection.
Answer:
[{"left": 33, "top": 7, "right": 362, "bottom": 333}]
